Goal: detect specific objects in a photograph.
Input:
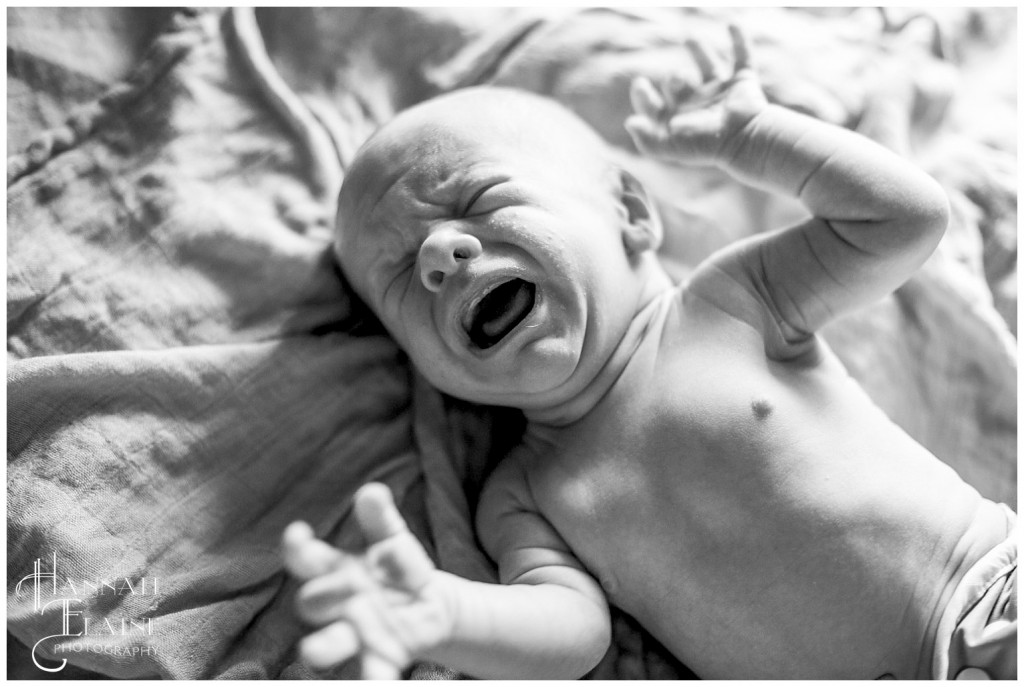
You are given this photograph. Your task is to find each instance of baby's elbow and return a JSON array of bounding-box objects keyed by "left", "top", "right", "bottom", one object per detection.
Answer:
[
  {"left": 552, "top": 624, "right": 610, "bottom": 680},
  {"left": 578, "top": 617, "right": 613, "bottom": 677},
  {"left": 893, "top": 175, "right": 949, "bottom": 263},
  {"left": 913, "top": 175, "right": 951, "bottom": 245},
  {"left": 549, "top": 602, "right": 611, "bottom": 679}
]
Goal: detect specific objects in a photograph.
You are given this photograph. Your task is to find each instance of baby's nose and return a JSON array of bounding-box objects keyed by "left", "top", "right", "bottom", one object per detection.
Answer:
[{"left": 418, "top": 228, "right": 483, "bottom": 292}]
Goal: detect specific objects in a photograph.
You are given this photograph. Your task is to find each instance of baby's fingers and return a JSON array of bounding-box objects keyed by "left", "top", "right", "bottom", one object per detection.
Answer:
[
  {"left": 728, "top": 24, "right": 754, "bottom": 75},
  {"left": 339, "top": 595, "right": 412, "bottom": 671},
  {"left": 296, "top": 563, "right": 374, "bottom": 625},
  {"left": 629, "top": 76, "right": 665, "bottom": 120},
  {"left": 354, "top": 483, "right": 412, "bottom": 546},
  {"left": 300, "top": 620, "right": 360, "bottom": 670},
  {"left": 369, "top": 531, "right": 436, "bottom": 592},
  {"left": 685, "top": 38, "right": 718, "bottom": 82},
  {"left": 362, "top": 652, "right": 402, "bottom": 680},
  {"left": 283, "top": 521, "right": 345, "bottom": 581},
  {"left": 624, "top": 114, "right": 670, "bottom": 158}
]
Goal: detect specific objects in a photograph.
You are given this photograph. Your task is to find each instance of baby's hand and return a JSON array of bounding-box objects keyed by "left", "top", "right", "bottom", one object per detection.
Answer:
[
  {"left": 626, "top": 25, "right": 767, "bottom": 166},
  {"left": 282, "top": 483, "right": 452, "bottom": 679}
]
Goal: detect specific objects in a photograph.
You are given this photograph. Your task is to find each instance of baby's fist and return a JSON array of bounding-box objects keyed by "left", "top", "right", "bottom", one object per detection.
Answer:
[{"left": 626, "top": 25, "right": 767, "bottom": 165}]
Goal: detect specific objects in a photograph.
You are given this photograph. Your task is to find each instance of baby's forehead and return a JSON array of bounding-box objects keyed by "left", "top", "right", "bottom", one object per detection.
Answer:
[
  {"left": 345, "top": 130, "right": 489, "bottom": 224},
  {"left": 345, "top": 114, "right": 556, "bottom": 215},
  {"left": 337, "top": 88, "right": 611, "bottom": 253},
  {"left": 375, "top": 90, "right": 598, "bottom": 163}
]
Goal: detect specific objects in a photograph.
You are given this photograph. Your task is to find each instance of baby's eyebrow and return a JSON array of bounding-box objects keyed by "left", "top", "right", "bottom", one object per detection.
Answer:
[
  {"left": 424, "top": 159, "right": 509, "bottom": 207},
  {"left": 365, "top": 169, "right": 410, "bottom": 220},
  {"left": 421, "top": 170, "right": 470, "bottom": 209}
]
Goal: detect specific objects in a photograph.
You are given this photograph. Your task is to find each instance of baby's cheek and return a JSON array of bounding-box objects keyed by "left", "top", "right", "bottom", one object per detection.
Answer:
[{"left": 514, "top": 336, "right": 581, "bottom": 388}]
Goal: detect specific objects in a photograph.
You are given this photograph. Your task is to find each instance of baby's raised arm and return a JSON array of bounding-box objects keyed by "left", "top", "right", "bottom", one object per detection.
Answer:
[
  {"left": 282, "top": 476, "right": 609, "bottom": 679},
  {"left": 628, "top": 26, "right": 950, "bottom": 351}
]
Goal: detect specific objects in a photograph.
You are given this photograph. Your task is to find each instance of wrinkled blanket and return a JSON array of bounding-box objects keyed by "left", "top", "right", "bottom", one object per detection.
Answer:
[{"left": 7, "top": 7, "right": 1016, "bottom": 680}]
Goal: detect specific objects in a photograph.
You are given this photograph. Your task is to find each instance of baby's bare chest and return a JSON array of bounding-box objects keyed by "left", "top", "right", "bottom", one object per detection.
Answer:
[
  {"left": 525, "top": 355, "right": 805, "bottom": 565},
  {"left": 533, "top": 351, "right": 818, "bottom": 509},
  {"left": 521, "top": 349, "right": 962, "bottom": 649},
  {"left": 511, "top": 316, "right": 981, "bottom": 676}
]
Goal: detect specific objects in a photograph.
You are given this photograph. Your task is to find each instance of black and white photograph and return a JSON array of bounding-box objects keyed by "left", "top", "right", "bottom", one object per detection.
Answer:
[{"left": 7, "top": 6, "right": 1017, "bottom": 680}]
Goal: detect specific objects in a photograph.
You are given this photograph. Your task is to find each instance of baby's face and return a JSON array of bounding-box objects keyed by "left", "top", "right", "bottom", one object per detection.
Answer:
[{"left": 337, "top": 90, "right": 649, "bottom": 409}]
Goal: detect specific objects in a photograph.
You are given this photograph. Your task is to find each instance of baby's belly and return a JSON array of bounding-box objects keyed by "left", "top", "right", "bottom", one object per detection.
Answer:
[
  {"left": 546, "top": 465, "right": 991, "bottom": 678},
  {"left": 528, "top": 365, "right": 999, "bottom": 678}
]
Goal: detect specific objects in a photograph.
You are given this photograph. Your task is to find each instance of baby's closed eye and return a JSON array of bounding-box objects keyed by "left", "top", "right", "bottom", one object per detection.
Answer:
[
  {"left": 462, "top": 185, "right": 493, "bottom": 216},
  {"left": 462, "top": 179, "right": 514, "bottom": 217}
]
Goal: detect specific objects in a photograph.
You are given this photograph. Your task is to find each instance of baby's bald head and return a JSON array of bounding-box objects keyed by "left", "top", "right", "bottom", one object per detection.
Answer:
[{"left": 335, "top": 87, "right": 617, "bottom": 263}]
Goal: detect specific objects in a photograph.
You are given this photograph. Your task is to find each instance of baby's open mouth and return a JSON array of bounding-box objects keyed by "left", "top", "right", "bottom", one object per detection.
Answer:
[{"left": 465, "top": 278, "right": 536, "bottom": 350}]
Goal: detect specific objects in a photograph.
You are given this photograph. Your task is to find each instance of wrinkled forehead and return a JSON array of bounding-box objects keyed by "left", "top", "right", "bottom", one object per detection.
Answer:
[
  {"left": 341, "top": 89, "right": 606, "bottom": 204},
  {"left": 334, "top": 89, "right": 610, "bottom": 280},
  {"left": 339, "top": 123, "right": 469, "bottom": 229}
]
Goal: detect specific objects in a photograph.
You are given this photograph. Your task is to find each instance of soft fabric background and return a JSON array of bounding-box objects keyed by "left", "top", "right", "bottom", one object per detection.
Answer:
[{"left": 7, "top": 7, "right": 1016, "bottom": 680}]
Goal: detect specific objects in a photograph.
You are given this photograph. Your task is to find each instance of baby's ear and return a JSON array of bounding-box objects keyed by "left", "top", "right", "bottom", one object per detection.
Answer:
[{"left": 617, "top": 169, "right": 662, "bottom": 256}]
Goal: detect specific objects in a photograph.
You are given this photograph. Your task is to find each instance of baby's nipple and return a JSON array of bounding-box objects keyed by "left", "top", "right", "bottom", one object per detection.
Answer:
[{"left": 751, "top": 399, "right": 773, "bottom": 420}]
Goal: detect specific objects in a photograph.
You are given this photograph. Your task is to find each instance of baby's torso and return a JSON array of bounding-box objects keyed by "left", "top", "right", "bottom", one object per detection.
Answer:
[{"left": 515, "top": 288, "right": 1006, "bottom": 679}]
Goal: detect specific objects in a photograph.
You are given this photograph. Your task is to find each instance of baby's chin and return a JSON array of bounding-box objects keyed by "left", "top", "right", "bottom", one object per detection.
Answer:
[{"left": 448, "top": 336, "right": 586, "bottom": 408}]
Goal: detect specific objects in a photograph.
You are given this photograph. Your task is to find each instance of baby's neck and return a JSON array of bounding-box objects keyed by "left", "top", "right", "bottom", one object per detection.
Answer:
[{"left": 523, "top": 268, "right": 674, "bottom": 431}]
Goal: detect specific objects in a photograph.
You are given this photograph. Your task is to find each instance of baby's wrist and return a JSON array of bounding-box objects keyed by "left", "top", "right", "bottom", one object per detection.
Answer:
[
  {"left": 413, "top": 570, "right": 461, "bottom": 660},
  {"left": 716, "top": 105, "right": 772, "bottom": 170}
]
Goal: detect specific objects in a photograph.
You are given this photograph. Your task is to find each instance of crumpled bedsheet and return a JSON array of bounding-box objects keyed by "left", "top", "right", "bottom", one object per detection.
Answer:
[{"left": 7, "top": 7, "right": 1016, "bottom": 680}]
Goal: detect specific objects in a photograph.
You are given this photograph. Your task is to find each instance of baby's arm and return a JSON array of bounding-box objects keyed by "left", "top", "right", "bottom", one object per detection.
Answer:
[
  {"left": 282, "top": 476, "right": 609, "bottom": 680},
  {"left": 627, "top": 26, "right": 950, "bottom": 348}
]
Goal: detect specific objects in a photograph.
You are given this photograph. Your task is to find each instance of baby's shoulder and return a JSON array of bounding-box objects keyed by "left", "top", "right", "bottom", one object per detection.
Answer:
[
  {"left": 680, "top": 242, "right": 768, "bottom": 323},
  {"left": 475, "top": 447, "right": 577, "bottom": 561},
  {"left": 477, "top": 448, "right": 536, "bottom": 517},
  {"left": 678, "top": 241, "right": 819, "bottom": 362}
]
